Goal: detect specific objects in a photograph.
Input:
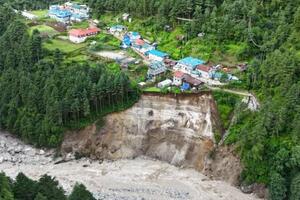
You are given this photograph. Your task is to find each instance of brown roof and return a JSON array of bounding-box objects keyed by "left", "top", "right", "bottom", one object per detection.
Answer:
[
  {"left": 183, "top": 74, "right": 203, "bottom": 86},
  {"left": 197, "top": 64, "right": 211, "bottom": 72}
]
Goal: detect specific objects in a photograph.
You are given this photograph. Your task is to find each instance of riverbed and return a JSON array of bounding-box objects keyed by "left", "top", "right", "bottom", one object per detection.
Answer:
[{"left": 0, "top": 131, "right": 258, "bottom": 200}]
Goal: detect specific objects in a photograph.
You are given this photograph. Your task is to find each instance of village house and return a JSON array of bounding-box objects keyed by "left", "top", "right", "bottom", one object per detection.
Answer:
[
  {"left": 147, "top": 61, "right": 167, "bottom": 79},
  {"left": 49, "top": 6, "right": 72, "bottom": 23},
  {"left": 121, "top": 34, "right": 131, "bottom": 48},
  {"left": 122, "top": 13, "right": 130, "bottom": 21},
  {"left": 128, "top": 32, "right": 141, "bottom": 41},
  {"left": 132, "top": 38, "right": 145, "bottom": 49},
  {"left": 196, "top": 64, "right": 212, "bottom": 79},
  {"left": 175, "top": 57, "right": 205, "bottom": 73},
  {"left": 110, "top": 25, "right": 127, "bottom": 35},
  {"left": 182, "top": 74, "right": 203, "bottom": 88},
  {"left": 173, "top": 71, "right": 186, "bottom": 86},
  {"left": 69, "top": 27, "right": 100, "bottom": 43},
  {"left": 158, "top": 79, "right": 172, "bottom": 89},
  {"left": 145, "top": 49, "right": 169, "bottom": 62},
  {"left": 139, "top": 43, "right": 155, "bottom": 54},
  {"left": 164, "top": 59, "right": 178, "bottom": 68},
  {"left": 49, "top": 2, "right": 89, "bottom": 23}
]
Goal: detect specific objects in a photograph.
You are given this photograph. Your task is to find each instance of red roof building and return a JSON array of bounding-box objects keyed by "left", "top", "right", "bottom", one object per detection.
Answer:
[
  {"left": 174, "top": 71, "right": 185, "bottom": 78},
  {"left": 69, "top": 27, "right": 100, "bottom": 43},
  {"left": 134, "top": 38, "right": 145, "bottom": 46},
  {"left": 69, "top": 27, "right": 100, "bottom": 38}
]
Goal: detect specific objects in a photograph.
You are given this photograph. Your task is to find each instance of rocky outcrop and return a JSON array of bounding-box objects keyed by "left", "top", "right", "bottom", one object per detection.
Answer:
[{"left": 62, "top": 92, "right": 222, "bottom": 171}]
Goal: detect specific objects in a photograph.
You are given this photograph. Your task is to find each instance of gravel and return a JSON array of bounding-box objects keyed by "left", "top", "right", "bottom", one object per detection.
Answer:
[{"left": 0, "top": 131, "right": 259, "bottom": 200}]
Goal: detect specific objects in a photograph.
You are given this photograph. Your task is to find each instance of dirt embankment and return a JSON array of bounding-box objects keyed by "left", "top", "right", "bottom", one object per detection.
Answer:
[{"left": 61, "top": 92, "right": 245, "bottom": 185}]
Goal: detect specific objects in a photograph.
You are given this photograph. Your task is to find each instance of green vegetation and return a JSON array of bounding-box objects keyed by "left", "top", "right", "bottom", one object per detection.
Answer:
[
  {"left": 29, "top": 25, "right": 59, "bottom": 37},
  {"left": 0, "top": 172, "right": 96, "bottom": 200},
  {"left": 44, "top": 39, "right": 87, "bottom": 53},
  {"left": 70, "top": 21, "right": 89, "bottom": 29},
  {"left": 143, "top": 87, "right": 161, "bottom": 92},
  {"left": 212, "top": 91, "right": 240, "bottom": 129},
  {"left": 30, "top": 10, "right": 48, "bottom": 19}
]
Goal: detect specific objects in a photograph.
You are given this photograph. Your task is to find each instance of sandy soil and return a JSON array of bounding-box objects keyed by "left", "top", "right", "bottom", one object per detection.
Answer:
[{"left": 0, "top": 132, "right": 259, "bottom": 200}]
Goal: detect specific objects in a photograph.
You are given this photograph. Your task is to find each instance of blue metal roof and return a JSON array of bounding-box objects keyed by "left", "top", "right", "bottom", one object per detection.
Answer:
[
  {"left": 131, "top": 32, "right": 140, "bottom": 36},
  {"left": 49, "top": 9, "right": 72, "bottom": 18},
  {"left": 146, "top": 49, "right": 168, "bottom": 58},
  {"left": 181, "top": 82, "right": 190, "bottom": 91},
  {"left": 150, "top": 61, "right": 165, "bottom": 69},
  {"left": 179, "top": 57, "right": 205, "bottom": 67}
]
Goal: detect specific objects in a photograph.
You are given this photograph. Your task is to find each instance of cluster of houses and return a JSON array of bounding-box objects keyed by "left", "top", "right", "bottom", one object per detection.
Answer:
[
  {"left": 48, "top": 2, "right": 89, "bottom": 23},
  {"left": 109, "top": 24, "right": 239, "bottom": 90}
]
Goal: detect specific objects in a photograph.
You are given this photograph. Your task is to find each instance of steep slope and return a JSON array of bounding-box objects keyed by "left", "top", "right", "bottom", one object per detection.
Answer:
[{"left": 62, "top": 92, "right": 222, "bottom": 171}]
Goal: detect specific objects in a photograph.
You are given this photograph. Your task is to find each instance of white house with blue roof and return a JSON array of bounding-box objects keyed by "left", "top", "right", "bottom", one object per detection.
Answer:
[
  {"left": 110, "top": 25, "right": 127, "bottom": 35},
  {"left": 49, "top": 5, "right": 72, "bottom": 23},
  {"left": 147, "top": 61, "right": 167, "bottom": 79},
  {"left": 49, "top": 2, "right": 89, "bottom": 23},
  {"left": 175, "top": 57, "right": 205, "bottom": 73},
  {"left": 145, "top": 49, "right": 169, "bottom": 62}
]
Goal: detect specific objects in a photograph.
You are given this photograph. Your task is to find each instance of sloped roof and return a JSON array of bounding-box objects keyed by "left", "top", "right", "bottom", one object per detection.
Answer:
[
  {"left": 135, "top": 39, "right": 145, "bottom": 46},
  {"left": 173, "top": 71, "right": 185, "bottom": 78},
  {"left": 147, "top": 49, "right": 168, "bottom": 58},
  {"left": 179, "top": 57, "right": 205, "bottom": 67},
  {"left": 69, "top": 27, "right": 100, "bottom": 37},
  {"left": 197, "top": 64, "right": 211, "bottom": 72},
  {"left": 183, "top": 74, "right": 203, "bottom": 86}
]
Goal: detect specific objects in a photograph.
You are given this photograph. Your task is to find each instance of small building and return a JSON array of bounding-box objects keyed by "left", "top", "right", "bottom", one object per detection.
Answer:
[
  {"left": 69, "top": 27, "right": 100, "bottom": 43},
  {"left": 147, "top": 61, "right": 167, "bottom": 79},
  {"left": 228, "top": 74, "right": 239, "bottom": 81},
  {"left": 173, "top": 71, "right": 185, "bottom": 86},
  {"left": 128, "top": 32, "right": 141, "bottom": 40},
  {"left": 210, "top": 71, "right": 223, "bottom": 80},
  {"left": 158, "top": 79, "right": 172, "bottom": 88},
  {"left": 132, "top": 38, "right": 145, "bottom": 49},
  {"left": 164, "top": 59, "right": 178, "bottom": 68},
  {"left": 110, "top": 25, "right": 127, "bottom": 34},
  {"left": 145, "top": 49, "right": 169, "bottom": 62},
  {"left": 182, "top": 74, "right": 203, "bottom": 88},
  {"left": 122, "top": 13, "right": 130, "bottom": 21},
  {"left": 175, "top": 57, "right": 205, "bottom": 72},
  {"left": 121, "top": 34, "right": 131, "bottom": 48},
  {"left": 140, "top": 43, "right": 155, "bottom": 54},
  {"left": 196, "top": 64, "right": 212, "bottom": 79}
]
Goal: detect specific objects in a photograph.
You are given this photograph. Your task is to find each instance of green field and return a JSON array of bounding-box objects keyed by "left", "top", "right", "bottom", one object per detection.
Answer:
[
  {"left": 30, "top": 10, "right": 48, "bottom": 19},
  {"left": 29, "top": 25, "right": 59, "bottom": 37},
  {"left": 44, "top": 39, "right": 87, "bottom": 53}
]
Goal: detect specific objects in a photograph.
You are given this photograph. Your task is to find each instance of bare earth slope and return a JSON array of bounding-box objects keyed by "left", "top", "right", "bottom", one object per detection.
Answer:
[{"left": 62, "top": 93, "right": 222, "bottom": 171}]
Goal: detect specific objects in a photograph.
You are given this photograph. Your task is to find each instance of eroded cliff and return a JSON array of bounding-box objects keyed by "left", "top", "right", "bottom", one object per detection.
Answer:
[{"left": 62, "top": 92, "right": 222, "bottom": 171}]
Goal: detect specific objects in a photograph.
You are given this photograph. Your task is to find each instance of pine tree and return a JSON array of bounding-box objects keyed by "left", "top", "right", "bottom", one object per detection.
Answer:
[
  {"left": 68, "top": 183, "right": 96, "bottom": 200},
  {"left": 13, "top": 172, "right": 38, "bottom": 200}
]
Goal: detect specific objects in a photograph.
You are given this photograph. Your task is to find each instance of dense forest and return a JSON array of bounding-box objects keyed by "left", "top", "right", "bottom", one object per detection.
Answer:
[
  {"left": 0, "top": 5, "right": 139, "bottom": 147},
  {"left": 0, "top": 0, "right": 299, "bottom": 199},
  {"left": 0, "top": 172, "right": 95, "bottom": 200}
]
